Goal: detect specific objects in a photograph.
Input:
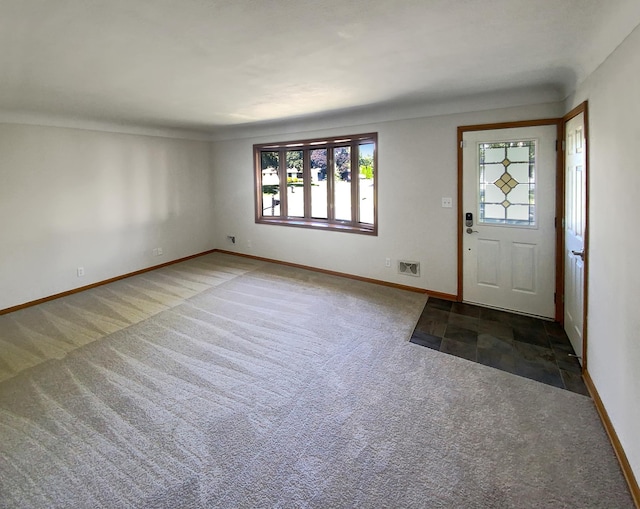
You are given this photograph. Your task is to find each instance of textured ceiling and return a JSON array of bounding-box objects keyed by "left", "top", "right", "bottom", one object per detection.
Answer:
[{"left": 1, "top": 0, "right": 639, "bottom": 132}]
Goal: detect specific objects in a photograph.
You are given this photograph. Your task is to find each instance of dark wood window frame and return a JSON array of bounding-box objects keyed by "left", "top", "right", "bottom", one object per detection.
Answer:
[{"left": 254, "top": 132, "right": 378, "bottom": 235}]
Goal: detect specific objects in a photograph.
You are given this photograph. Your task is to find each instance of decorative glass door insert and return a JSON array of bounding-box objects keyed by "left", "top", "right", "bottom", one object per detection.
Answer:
[{"left": 478, "top": 140, "right": 536, "bottom": 226}]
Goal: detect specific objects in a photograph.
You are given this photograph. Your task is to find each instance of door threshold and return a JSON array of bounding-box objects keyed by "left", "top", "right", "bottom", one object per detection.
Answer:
[{"left": 461, "top": 300, "right": 555, "bottom": 321}]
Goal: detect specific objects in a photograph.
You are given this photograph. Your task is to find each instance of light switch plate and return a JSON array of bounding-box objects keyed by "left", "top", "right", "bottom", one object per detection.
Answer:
[{"left": 442, "top": 197, "right": 453, "bottom": 208}]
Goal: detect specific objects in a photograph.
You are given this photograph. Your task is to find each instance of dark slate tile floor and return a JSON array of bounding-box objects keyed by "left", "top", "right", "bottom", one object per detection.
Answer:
[{"left": 410, "top": 298, "right": 589, "bottom": 396}]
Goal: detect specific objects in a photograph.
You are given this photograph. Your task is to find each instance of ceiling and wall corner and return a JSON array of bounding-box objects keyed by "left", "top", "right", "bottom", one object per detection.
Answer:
[{"left": 0, "top": 0, "right": 639, "bottom": 136}]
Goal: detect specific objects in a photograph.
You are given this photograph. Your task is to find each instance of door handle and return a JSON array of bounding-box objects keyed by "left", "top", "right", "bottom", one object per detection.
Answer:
[
  {"left": 571, "top": 250, "right": 585, "bottom": 260},
  {"left": 466, "top": 228, "right": 479, "bottom": 234}
]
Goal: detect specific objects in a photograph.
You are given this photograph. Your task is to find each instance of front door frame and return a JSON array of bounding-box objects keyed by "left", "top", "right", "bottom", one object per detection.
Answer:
[{"left": 456, "top": 118, "right": 564, "bottom": 321}]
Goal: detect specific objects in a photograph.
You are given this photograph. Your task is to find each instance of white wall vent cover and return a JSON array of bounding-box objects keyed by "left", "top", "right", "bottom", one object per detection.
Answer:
[{"left": 398, "top": 261, "right": 420, "bottom": 277}]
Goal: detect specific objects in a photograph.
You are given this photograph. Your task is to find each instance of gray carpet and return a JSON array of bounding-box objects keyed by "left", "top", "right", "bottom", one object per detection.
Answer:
[{"left": 0, "top": 252, "right": 634, "bottom": 508}]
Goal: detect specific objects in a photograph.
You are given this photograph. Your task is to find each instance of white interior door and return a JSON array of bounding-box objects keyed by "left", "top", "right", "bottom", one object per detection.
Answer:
[
  {"left": 462, "top": 126, "right": 557, "bottom": 318},
  {"left": 564, "top": 112, "right": 586, "bottom": 362}
]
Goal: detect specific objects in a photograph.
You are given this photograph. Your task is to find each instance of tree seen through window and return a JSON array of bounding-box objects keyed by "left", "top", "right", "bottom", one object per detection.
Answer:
[{"left": 254, "top": 133, "right": 377, "bottom": 234}]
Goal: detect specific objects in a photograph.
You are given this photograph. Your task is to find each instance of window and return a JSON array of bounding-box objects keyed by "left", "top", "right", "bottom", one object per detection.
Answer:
[
  {"left": 478, "top": 140, "right": 536, "bottom": 226},
  {"left": 254, "top": 133, "right": 377, "bottom": 234}
]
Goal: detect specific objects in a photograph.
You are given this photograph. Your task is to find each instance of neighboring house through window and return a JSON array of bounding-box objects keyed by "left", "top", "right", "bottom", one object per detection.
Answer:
[{"left": 254, "top": 132, "right": 377, "bottom": 235}]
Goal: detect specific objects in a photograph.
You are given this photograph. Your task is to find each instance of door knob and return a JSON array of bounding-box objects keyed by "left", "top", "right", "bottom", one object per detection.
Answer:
[
  {"left": 571, "top": 250, "right": 585, "bottom": 259},
  {"left": 466, "top": 228, "right": 478, "bottom": 234}
]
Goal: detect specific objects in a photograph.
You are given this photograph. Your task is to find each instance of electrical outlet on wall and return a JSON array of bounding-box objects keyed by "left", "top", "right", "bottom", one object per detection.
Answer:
[
  {"left": 385, "top": 258, "right": 391, "bottom": 267},
  {"left": 77, "top": 267, "right": 85, "bottom": 277},
  {"left": 157, "top": 247, "right": 163, "bottom": 256}
]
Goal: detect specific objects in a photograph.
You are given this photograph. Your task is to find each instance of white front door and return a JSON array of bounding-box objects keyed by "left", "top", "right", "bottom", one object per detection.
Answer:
[
  {"left": 564, "top": 112, "right": 586, "bottom": 362},
  {"left": 462, "top": 126, "right": 557, "bottom": 318}
]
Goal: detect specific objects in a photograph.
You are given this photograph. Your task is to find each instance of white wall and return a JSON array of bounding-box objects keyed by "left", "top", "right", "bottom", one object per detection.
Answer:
[
  {"left": 0, "top": 124, "right": 215, "bottom": 310},
  {"left": 566, "top": 23, "right": 640, "bottom": 481},
  {"left": 211, "top": 102, "right": 562, "bottom": 295}
]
